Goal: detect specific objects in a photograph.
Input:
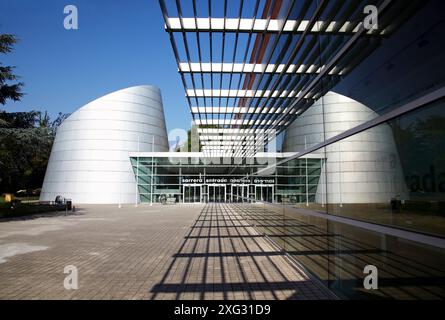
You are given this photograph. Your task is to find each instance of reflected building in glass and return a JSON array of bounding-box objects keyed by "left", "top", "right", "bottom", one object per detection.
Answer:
[{"left": 283, "top": 91, "right": 408, "bottom": 206}]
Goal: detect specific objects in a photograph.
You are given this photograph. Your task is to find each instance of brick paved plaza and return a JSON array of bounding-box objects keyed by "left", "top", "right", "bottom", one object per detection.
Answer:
[{"left": 0, "top": 204, "right": 335, "bottom": 300}]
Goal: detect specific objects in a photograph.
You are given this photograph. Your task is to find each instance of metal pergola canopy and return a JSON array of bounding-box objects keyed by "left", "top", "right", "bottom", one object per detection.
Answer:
[{"left": 159, "top": 0, "right": 424, "bottom": 158}]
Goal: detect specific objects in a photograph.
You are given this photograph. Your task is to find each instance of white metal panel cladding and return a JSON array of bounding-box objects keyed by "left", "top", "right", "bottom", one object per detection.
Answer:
[{"left": 40, "top": 85, "right": 169, "bottom": 204}]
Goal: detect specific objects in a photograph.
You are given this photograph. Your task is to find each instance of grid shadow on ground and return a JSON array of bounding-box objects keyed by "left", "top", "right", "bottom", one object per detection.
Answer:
[{"left": 149, "top": 203, "right": 335, "bottom": 300}]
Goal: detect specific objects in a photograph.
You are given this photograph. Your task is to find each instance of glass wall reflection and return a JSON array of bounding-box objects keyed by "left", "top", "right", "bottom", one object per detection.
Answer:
[
  {"left": 256, "top": 98, "right": 445, "bottom": 299},
  {"left": 318, "top": 100, "right": 445, "bottom": 237}
]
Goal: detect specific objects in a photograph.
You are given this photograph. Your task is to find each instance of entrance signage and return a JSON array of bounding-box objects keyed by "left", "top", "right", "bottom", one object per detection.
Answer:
[
  {"left": 253, "top": 178, "right": 275, "bottom": 184},
  {"left": 181, "top": 177, "right": 275, "bottom": 184}
]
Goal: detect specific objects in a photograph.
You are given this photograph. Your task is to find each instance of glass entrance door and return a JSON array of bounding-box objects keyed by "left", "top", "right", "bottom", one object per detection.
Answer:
[
  {"left": 255, "top": 185, "right": 274, "bottom": 203},
  {"left": 231, "top": 184, "right": 249, "bottom": 202},
  {"left": 208, "top": 184, "right": 226, "bottom": 203},
  {"left": 183, "top": 185, "right": 202, "bottom": 203}
]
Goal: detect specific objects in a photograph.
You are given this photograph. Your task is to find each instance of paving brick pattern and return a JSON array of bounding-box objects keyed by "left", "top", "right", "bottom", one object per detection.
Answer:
[{"left": 0, "top": 204, "right": 335, "bottom": 300}]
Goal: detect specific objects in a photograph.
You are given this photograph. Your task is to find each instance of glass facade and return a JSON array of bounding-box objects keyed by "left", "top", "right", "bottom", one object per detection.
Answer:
[
  {"left": 234, "top": 0, "right": 445, "bottom": 299},
  {"left": 322, "top": 100, "right": 445, "bottom": 237},
  {"left": 236, "top": 201, "right": 445, "bottom": 299},
  {"left": 130, "top": 155, "right": 323, "bottom": 204},
  {"left": 244, "top": 98, "right": 445, "bottom": 299}
]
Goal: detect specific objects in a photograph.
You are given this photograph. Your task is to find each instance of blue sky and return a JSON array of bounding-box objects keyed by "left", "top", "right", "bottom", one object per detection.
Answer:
[{"left": 0, "top": 0, "right": 191, "bottom": 132}]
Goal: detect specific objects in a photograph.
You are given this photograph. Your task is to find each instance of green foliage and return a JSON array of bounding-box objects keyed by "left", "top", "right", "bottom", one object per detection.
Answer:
[
  {"left": 0, "top": 34, "right": 69, "bottom": 194},
  {"left": 0, "top": 111, "right": 69, "bottom": 193},
  {"left": 0, "top": 127, "right": 53, "bottom": 193},
  {"left": 0, "top": 110, "right": 39, "bottom": 128},
  {"left": 174, "top": 125, "right": 204, "bottom": 152},
  {"left": 0, "top": 202, "right": 66, "bottom": 218},
  {"left": 0, "top": 34, "right": 23, "bottom": 105},
  {"left": 0, "top": 34, "right": 17, "bottom": 54}
]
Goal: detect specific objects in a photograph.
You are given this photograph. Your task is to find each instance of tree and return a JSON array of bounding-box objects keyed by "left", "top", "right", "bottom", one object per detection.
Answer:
[
  {"left": 38, "top": 110, "right": 50, "bottom": 128},
  {"left": 49, "top": 112, "right": 70, "bottom": 136},
  {"left": 0, "top": 110, "right": 69, "bottom": 193},
  {"left": 0, "top": 110, "right": 39, "bottom": 128},
  {"left": 0, "top": 34, "right": 24, "bottom": 105},
  {"left": 0, "top": 34, "right": 70, "bottom": 194}
]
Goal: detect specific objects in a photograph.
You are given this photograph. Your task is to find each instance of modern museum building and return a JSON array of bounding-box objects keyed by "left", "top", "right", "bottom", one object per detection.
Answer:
[{"left": 40, "top": 0, "right": 445, "bottom": 300}]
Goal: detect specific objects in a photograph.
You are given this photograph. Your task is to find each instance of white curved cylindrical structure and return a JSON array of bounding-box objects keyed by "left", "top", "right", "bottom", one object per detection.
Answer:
[
  {"left": 284, "top": 91, "right": 407, "bottom": 204},
  {"left": 40, "top": 85, "right": 168, "bottom": 204}
]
